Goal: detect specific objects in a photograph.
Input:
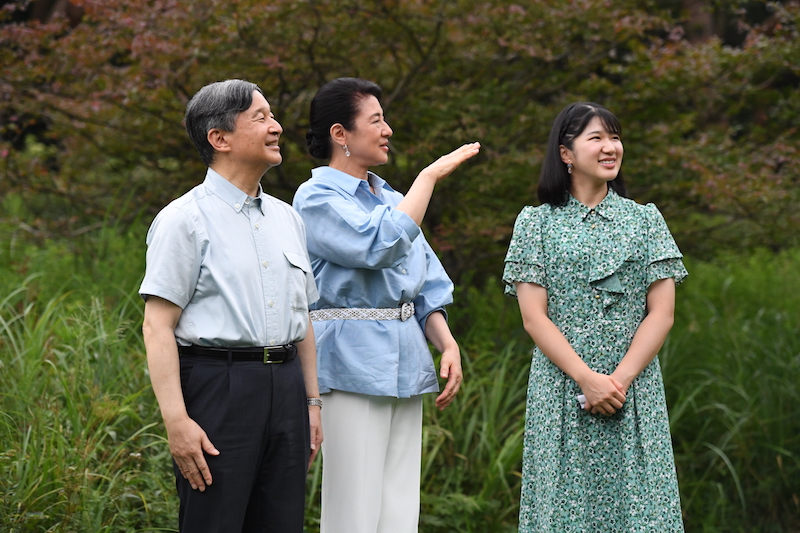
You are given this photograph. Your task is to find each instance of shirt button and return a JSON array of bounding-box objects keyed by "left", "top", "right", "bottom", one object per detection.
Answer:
[
  {"left": 268, "top": 301, "right": 275, "bottom": 307},
  {"left": 401, "top": 269, "right": 407, "bottom": 274},
  {"left": 245, "top": 198, "right": 251, "bottom": 204},
  {"left": 255, "top": 223, "right": 260, "bottom": 229},
  {"left": 262, "top": 261, "right": 269, "bottom": 268},
  {"left": 234, "top": 203, "right": 241, "bottom": 209}
]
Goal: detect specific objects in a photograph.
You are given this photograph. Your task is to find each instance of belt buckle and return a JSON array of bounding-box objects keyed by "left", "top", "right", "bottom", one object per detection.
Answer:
[
  {"left": 400, "top": 302, "right": 414, "bottom": 322},
  {"left": 263, "top": 347, "right": 282, "bottom": 364}
]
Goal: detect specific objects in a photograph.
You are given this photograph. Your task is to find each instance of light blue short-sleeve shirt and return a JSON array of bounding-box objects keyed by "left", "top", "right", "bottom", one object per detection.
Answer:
[{"left": 140, "top": 168, "right": 318, "bottom": 347}]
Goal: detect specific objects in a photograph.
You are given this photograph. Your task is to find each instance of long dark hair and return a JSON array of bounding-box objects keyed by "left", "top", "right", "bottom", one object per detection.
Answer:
[
  {"left": 306, "top": 77, "right": 383, "bottom": 159},
  {"left": 538, "top": 102, "right": 627, "bottom": 206}
]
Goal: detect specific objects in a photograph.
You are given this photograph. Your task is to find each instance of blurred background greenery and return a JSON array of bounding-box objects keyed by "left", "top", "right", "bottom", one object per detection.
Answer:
[{"left": 1, "top": 0, "right": 798, "bottom": 531}]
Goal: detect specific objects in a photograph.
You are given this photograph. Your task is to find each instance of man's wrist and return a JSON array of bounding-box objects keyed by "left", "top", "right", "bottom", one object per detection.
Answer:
[{"left": 306, "top": 397, "right": 323, "bottom": 408}]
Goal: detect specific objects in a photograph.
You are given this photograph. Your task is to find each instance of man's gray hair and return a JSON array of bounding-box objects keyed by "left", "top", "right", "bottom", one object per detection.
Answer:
[{"left": 185, "top": 79, "right": 263, "bottom": 166}]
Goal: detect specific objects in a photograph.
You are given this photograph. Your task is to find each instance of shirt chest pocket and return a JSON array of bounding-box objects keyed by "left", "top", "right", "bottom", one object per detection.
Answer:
[{"left": 282, "top": 250, "right": 312, "bottom": 311}]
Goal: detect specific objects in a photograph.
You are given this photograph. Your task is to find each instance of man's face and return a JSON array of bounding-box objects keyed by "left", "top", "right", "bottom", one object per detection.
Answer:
[{"left": 225, "top": 91, "right": 283, "bottom": 170}]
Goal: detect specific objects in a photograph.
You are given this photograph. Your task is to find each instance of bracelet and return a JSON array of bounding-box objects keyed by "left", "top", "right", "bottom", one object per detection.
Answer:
[{"left": 307, "top": 397, "right": 323, "bottom": 408}]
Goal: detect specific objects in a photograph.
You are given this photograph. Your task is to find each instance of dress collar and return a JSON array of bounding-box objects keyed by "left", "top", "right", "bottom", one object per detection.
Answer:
[{"left": 563, "top": 188, "right": 622, "bottom": 221}]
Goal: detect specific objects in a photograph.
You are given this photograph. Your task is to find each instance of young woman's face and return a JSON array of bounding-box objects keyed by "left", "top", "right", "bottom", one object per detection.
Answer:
[
  {"left": 344, "top": 95, "right": 393, "bottom": 167},
  {"left": 561, "top": 116, "right": 623, "bottom": 186}
]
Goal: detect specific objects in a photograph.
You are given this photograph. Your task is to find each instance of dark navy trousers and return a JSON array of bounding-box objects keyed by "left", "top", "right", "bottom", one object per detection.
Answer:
[{"left": 175, "top": 355, "right": 310, "bottom": 533}]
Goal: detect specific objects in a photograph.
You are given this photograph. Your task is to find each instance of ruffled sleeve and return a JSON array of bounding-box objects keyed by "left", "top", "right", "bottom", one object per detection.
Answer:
[
  {"left": 643, "top": 203, "right": 688, "bottom": 286},
  {"left": 503, "top": 206, "right": 547, "bottom": 297}
]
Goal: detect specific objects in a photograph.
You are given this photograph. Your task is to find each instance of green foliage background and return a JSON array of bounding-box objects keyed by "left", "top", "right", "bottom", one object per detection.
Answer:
[
  {"left": 2, "top": 0, "right": 799, "bottom": 280},
  {"left": 1, "top": 0, "right": 800, "bottom": 531}
]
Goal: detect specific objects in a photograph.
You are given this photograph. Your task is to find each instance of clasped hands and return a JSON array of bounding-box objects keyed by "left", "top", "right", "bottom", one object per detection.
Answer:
[{"left": 577, "top": 371, "right": 628, "bottom": 416}]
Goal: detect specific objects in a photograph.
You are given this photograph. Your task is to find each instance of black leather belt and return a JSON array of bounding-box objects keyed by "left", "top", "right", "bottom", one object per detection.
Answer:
[{"left": 178, "top": 344, "right": 297, "bottom": 364}]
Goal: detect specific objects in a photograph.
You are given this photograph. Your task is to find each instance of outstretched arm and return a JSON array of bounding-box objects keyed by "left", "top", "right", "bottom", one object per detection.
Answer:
[
  {"left": 395, "top": 143, "right": 480, "bottom": 225},
  {"left": 143, "top": 296, "right": 219, "bottom": 492},
  {"left": 516, "top": 282, "right": 626, "bottom": 415}
]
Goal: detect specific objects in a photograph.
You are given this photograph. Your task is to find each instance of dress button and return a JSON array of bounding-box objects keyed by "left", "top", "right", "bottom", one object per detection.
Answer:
[
  {"left": 595, "top": 295, "right": 601, "bottom": 299},
  {"left": 591, "top": 224, "right": 596, "bottom": 229}
]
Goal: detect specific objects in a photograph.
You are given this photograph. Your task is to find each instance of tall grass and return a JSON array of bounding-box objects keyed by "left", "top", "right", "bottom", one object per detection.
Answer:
[
  {"left": 418, "top": 279, "right": 529, "bottom": 532},
  {"left": 0, "top": 225, "right": 176, "bottom": 532},
  {"left": 1, "top": 221, "right": 798, "bottom": 532},
  {"left": 663, "top": 251, "right": 800, "bottom": 532}
]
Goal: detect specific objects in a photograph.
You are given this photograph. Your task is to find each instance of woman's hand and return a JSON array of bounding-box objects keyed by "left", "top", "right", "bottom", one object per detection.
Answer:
[
  {"left": 577, "top": 371, "right": 626, "bottom": 415},
  {"left": 417, "top": 142, "right": 481, "bottom": 184},
  {"left": 425, "top": 311, "right": 463, "bottom": 411},
  {"left": 396, "top": 142, "right": 480, "bottom": 225},
  {"left": 435, "top": 345, "right": 462, "bottom": 411}
]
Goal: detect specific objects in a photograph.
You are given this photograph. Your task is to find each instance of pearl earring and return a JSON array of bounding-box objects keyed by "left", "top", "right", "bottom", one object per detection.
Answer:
[
  {"left": 344, "top": 144, "right": 350, "bottom": 157},
  {"left": 567, "top": 162, "right": 573, "bottom": 174}
]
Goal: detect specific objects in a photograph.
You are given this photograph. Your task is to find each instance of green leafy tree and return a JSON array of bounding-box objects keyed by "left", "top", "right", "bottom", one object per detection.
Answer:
[{"left": 1, "top": 0, "right": 798, "bottom": 276}]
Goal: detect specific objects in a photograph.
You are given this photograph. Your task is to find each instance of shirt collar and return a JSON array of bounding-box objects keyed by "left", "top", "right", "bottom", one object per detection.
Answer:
[
  {"left": 311, "top": 166, "right": 391, "bottom": 197},
  {"left": 564, "top": 188, "right": 621, "bottom": 221},
  {"left": 203, "top": 168, "right": 265, "bottom": 214}
]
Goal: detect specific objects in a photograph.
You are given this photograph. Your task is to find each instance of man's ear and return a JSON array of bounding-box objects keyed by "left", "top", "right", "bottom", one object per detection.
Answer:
[{"left": 208, "top": 128, "right": 232, "bottom": 153}]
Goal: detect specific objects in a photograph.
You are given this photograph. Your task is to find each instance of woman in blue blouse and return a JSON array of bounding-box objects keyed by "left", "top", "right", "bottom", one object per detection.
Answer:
[{"left": 293, "top": 77, "right": 479, "bottom": 533}]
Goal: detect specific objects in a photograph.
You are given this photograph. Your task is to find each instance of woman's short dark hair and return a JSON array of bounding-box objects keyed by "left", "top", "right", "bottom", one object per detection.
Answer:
[
  {"left": 185, "top": 79, "right": 263, "bottom": 167},
  {"left": 538, "top": 102, "right": 628, "bottom": 206},
  {"left": 306, "top": 77, "right": 383, "bottom": 159}
]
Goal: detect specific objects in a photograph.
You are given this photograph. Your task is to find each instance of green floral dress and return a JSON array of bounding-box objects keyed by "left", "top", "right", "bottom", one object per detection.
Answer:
[{"left": 503, "top": 190, "right": 687, "bottom": 532}]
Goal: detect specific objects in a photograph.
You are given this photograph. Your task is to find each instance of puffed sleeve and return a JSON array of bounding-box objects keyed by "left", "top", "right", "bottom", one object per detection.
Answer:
[
  {"left": 643, "top": 203, "right": 688, "bottom": 286},
  {"left": 503, "top": 206, "right": 547, "bottom": 297},
  {"left": 412, "top": 234, "right": 454, "bottom": 331},
  {"left": 293, "top": 181, "right": 421, "bottom": 270},
  {"left": 139, "top": 205, "right": 204, "bottom": 308}
]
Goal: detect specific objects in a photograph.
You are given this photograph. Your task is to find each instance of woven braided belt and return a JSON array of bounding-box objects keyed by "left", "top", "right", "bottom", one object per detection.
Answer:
[{"left": 309, "top": 302, "right": 415, "bottom": 322}]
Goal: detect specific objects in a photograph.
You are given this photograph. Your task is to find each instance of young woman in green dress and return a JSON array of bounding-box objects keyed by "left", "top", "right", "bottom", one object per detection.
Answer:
[{"left": 503, "top": 102, "right": 687, "bottom": 532}]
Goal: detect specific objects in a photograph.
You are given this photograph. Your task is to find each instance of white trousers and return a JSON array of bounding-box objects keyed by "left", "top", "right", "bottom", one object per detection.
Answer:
[{"left": 320, "top": 390, "right": 423, "bottom": 533}]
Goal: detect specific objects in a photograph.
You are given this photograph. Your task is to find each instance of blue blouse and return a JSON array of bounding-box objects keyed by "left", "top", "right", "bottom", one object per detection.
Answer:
[{"left": 292, "top": 166, "right": 454, "bottom": 397}]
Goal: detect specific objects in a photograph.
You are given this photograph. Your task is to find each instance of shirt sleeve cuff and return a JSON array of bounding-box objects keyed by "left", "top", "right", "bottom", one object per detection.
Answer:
[
  {"left": 138, "top": 284, "right": 189, "bottom": 309},
  {"left": 392, "top": 209, "right": 421, "bottom": 241},
  {"left": 418, "top": 307, "right": 447, "bottom": 333}
]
